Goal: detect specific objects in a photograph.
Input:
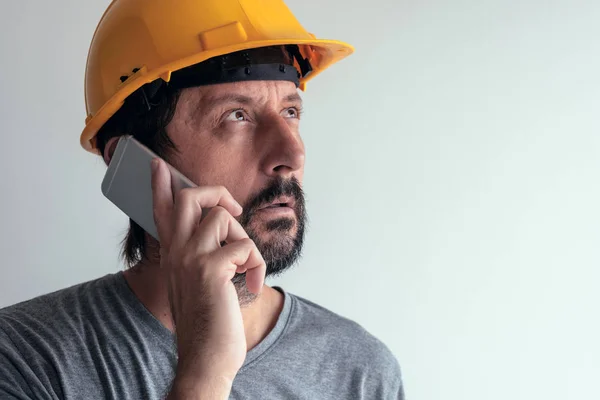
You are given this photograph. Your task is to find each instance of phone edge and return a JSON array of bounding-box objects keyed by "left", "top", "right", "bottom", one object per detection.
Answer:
[{"left": 101, "top": 136, "right": 131, "bottom": 197}]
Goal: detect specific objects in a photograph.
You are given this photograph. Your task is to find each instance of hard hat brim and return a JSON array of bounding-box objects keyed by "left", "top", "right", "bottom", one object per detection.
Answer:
[{"left": 81, "top": 38, "right": 354, "bottom": 154}]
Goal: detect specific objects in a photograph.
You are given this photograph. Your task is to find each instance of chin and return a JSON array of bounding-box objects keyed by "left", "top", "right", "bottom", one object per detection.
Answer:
[
  {"left": 256, "top": 224, "right": 297, "bottom": 253},
  {"left": 246, "top": 218, "right": 302, "bottom": 267},
  {"left": 233, "top": 214, "right": 305, "bottom": 304}
]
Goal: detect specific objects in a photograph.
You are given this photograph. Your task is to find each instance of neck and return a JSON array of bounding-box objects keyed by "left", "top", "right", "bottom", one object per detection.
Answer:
[{"left": 122, "top": 260, "right": 284, "bottom": 352}]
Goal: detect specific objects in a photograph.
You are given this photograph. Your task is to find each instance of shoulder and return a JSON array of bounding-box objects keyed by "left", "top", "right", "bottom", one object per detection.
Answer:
[
  {"left": 0, "top": 277, "right": 112, "bottom": 399},
  {"left": 287, "top": 292, "right": 400, "bottom": 368},
  {"left": 285, "top": 292, "right": 405, "bottom": 398},
  {"left": 0, "top": 273, "right": 121, "bottom": 339}
]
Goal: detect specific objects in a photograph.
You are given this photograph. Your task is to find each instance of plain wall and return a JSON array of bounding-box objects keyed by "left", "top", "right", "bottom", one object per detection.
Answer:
[{"left": 1, "top": 0, "right": 599, "bottom": 399}]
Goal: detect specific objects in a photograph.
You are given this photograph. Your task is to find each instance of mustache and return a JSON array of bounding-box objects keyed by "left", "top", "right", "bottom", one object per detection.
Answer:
[{"left": 240, "top": 177, "right": 305, "bottom": 222}]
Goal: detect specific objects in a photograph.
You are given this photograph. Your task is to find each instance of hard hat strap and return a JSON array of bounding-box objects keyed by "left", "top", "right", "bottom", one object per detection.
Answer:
[
  {"left": 128, "top": 45, "right": 310, "bottom": 112},
  {"left": 168, "top": 45, "right": 307, "bottom": 89},
  {"left": 169, "top": 62, "right": 300, "bottom": 90}
]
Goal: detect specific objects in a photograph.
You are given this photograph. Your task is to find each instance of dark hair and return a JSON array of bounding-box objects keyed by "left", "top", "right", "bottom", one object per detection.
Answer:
[{"left": 96, "top": 82, "right": 181, "bottom": 268}]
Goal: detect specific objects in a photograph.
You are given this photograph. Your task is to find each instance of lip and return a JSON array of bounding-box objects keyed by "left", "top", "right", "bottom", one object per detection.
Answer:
[
  {"left": 256, "top": 206, "right": 295, "bottom": 216},
  {"left": 257, "top": 196, "right": 296, "bottom": 211}
]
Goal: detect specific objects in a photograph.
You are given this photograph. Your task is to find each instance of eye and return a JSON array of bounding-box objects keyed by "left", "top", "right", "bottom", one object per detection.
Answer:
[
  {"left": 225, "top": 109, "right": 248, "bottom": 122},
  {"left": 282, "top": 107, "right": 301, "bottom": 119}
]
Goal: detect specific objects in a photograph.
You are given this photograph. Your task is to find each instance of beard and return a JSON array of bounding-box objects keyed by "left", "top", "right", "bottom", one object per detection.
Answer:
[{"left": 232, "top": 177, "right": 306, "bottom": 305}]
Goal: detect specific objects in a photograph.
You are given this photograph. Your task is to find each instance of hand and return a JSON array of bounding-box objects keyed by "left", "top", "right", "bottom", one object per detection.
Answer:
[{"left": 151, "top": 159, "right": 266, "bottom": 398}]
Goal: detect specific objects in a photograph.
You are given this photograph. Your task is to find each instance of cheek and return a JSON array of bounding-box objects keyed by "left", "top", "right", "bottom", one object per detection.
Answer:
[{"left": 174, "top": 144, "right": 259, "bottom": 200}]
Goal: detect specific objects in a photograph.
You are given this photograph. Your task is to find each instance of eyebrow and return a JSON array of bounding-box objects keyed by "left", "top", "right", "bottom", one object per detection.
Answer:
[
  {"left": 204, "top": 94, "right": 254, "bottom": 109},
  {"left": 284, "top": 92, "right": 303, "bottom": 105},
  {"left": 203, "top": 92, "right": 303, "bottom": 109}
]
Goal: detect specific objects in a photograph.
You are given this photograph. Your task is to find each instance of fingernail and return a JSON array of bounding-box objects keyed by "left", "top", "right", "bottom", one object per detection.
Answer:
[{"left": 151, "top": 159, "right": 158, "bottom": 174}]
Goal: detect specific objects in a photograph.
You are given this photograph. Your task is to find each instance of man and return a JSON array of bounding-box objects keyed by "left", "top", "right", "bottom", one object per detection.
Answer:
[{"left": 0, "top": 1, "right": 404, "bottom": 399}]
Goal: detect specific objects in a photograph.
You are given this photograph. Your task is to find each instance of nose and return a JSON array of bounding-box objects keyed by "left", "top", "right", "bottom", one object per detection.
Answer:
[{"left": 260, "top": 116, "right": 305, "bottom": 179}]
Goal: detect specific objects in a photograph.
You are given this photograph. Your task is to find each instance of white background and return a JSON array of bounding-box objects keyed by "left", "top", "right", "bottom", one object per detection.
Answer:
[{"left": 1, "top": 1, "right": 599, "bottom": 399}]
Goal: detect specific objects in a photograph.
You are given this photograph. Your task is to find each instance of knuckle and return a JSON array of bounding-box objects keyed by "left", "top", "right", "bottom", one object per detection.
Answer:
[
  {"left": 239, "top": 237, "right": 252, "bottom": 246},
  {"left": 211, "top": 206, "right": 230, "bottom": 221},
  {"left": 200, "top": 253, "right": 226, "bottom": 279},
  {"left": 175, "top": 187, "right": 195, "bottom": 204},
  {"left": 196, "top": 253, "right": 211, "bottom": 270},
  {"left": 213, "top": 250, "right": 229, "bottom": 267},
  {"left": 240, "top": 237, "right": 256, "bottom": 250},
  {"left": 217, "top": 185, "right": 230, "bottom": 196},
  {"left": 180, "top": 252, "right": 195, "bottom": 268}
]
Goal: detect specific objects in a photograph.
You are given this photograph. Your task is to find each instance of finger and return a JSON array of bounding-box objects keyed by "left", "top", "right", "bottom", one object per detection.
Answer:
[
  {"left": 210, "top": 238, "right": 266, "bottom": 294},
  {"left": 171, "top": 186, "right": 243, "bottom": 249},
  {"left": 237, "top": 255, "right": 267, "bottom": 295},
  {"left": 189, "top": 206, "right": 249, "bottom": 254},
  {"left": 151, "top": 158, "right": 174, "bottom": 247}
]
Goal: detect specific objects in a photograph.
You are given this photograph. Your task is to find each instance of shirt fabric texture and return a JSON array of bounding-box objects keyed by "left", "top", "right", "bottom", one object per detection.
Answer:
[{"left": 0, "top": 273, "right": 404, "bottom": 399}]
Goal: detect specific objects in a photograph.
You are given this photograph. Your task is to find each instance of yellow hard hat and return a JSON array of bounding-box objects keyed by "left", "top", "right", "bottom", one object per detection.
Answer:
[{"left": 81, "top": 0, "right": 354, "bottom": 153}]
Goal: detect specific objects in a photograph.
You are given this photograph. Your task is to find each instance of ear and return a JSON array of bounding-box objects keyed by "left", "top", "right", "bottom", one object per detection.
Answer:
[{"left": 103, "top": 137, "right": 121, "bottom": 166}]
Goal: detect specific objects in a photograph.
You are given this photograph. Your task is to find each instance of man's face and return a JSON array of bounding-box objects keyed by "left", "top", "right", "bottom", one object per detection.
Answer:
[{"left": 165, "top": 80, "right": 306, "bottom": 280}]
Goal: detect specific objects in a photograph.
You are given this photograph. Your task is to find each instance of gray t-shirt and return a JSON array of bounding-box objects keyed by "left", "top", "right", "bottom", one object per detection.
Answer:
[{"left": 0, "top": 273, "right": 404, "bottom": 399}]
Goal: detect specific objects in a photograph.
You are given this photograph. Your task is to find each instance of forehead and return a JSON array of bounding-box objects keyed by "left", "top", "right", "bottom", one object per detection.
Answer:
[{"left": 180, "top": 80, "right": 301, "bottom": 110}]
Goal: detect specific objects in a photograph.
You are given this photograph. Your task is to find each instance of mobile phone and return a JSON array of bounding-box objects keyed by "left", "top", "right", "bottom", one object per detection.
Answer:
[{"left": 101, "top": 135, "right": 196, "bottom": 240}]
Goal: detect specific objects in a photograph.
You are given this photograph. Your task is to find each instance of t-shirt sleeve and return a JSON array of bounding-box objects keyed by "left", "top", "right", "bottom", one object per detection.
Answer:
[
  {"left": 365, "top": 344, "right": 406, "bottom": 400},
  {"left": 0, "top": 324, "right": 36, "bottom": 400},
  {"left": 376, "top": 354, "right": 405, "bottom": 399}
]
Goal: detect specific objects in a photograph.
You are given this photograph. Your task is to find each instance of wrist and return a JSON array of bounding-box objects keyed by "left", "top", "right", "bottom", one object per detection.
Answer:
[{"left": 168, "top": 373, "right": 233, "bottom": 400}]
